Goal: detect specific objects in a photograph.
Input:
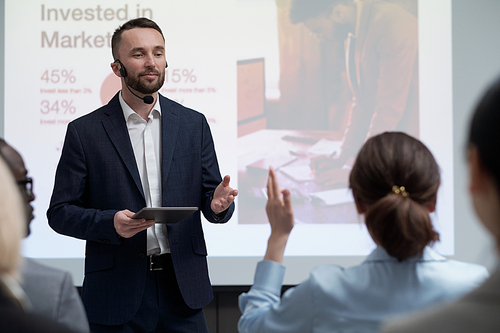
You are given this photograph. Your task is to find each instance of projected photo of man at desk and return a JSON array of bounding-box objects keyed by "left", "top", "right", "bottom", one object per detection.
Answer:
[{"left": 237, "top": 0, "right": 418, "bottom": 225}]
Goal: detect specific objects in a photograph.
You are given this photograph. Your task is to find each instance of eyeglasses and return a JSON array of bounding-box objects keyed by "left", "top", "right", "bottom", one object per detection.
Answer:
[{"left": 17, "top": 177, "right": 33, "bottom": 197}]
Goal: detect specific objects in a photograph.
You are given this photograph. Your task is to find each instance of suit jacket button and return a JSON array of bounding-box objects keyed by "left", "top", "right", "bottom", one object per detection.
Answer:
[{"left": 139, "top": 253, "right": 146, "bottom": 259}]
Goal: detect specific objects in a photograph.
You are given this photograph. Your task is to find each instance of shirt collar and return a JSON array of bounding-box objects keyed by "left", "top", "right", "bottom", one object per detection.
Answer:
[
  {"left": 365, "top": 246, "right": 446, "bottom": 263},
  {"left": 119, "top": 91, "right": 161, "bottom": 122}
]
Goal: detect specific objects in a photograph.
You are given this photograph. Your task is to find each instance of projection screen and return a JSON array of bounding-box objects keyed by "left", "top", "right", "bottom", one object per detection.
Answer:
[{"left": 3, "top": 0, "right": 453, "bottom": 285}]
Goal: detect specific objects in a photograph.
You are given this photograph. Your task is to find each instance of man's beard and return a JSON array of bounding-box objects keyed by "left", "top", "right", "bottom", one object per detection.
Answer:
[{"left": 127, "top": 69, "right": 165, "bottom": 95}]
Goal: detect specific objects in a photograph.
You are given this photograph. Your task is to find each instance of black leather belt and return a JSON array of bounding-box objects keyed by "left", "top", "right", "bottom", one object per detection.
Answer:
[{"left": 148, "top": 253, "right": 171, "bottom": 271}]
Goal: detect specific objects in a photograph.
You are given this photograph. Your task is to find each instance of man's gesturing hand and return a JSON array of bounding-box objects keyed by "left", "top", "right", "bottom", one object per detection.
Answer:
[{"left": 211, "top": 175, "right": 238, "bottom": 214}]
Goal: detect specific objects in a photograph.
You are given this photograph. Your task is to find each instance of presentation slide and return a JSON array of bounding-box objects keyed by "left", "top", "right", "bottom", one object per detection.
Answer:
[{"left": 4, "top": 0, "right": 452, "bottom": 283}]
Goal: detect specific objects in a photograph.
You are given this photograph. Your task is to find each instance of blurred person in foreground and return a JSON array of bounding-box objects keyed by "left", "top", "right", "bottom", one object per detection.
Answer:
[
  {"left": 238, "top": 132, "right": 488, "bottom": 333},
  {"left": 381, "top": 77, "right": 500, "bottom": 332},
  {"left": 0, "top": 138, "right": 90, "bottom": 333},
  {"left": 0, "top": 154, "right": 74, "bottom": 332}
]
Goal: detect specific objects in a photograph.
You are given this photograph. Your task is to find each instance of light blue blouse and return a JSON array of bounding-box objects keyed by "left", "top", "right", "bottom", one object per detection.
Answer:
[{"left": 238, "top": 247, "right": 488, "bottom": 333}]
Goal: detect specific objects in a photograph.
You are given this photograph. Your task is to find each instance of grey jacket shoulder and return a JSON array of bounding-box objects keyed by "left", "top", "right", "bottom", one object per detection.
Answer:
[
  {"left": 21, "top": 258, "right": 90, "bottom": 333},
  {"left": 381, "top": 267, "right": 500, "bottom": 333}
]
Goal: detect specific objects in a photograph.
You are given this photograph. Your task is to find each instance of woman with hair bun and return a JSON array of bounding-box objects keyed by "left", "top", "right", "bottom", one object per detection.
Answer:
[
  {"left": 349, "top": 132, "right": 441, "bottom": 262},
  {"left": 238, "top": 132, "right": 489, "bottom": 333}
]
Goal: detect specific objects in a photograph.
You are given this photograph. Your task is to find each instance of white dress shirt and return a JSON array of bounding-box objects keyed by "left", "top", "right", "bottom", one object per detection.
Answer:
[
  {"left": 238, "top": 246, "right": 489, "bottom": 333},
  {"left": 119, "top": 92, "right": 169, "bottom": 255}
]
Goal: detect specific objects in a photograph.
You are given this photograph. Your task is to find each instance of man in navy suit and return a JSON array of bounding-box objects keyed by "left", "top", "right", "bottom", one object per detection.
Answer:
[{"left": 47, "top": 18, "right": 238, "bottom": 332}]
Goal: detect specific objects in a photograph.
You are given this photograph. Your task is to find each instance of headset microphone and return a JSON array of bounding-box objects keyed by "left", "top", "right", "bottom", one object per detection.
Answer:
[{"left": 114, "top": 59, "right": 154, "bottom": 104}]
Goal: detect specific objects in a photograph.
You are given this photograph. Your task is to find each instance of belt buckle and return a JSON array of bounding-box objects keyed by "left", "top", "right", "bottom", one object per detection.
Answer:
[{"left": 149, "top": 255, "right": 163, "bottom": 271}]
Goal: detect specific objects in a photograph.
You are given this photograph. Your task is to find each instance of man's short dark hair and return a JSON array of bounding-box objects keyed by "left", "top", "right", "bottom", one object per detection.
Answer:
[
  {"left": 289, "top": 0, "right": 350, "bottom": 24},
  {"left": 111, "top": 17, "right": 165, "bottom": 60}
]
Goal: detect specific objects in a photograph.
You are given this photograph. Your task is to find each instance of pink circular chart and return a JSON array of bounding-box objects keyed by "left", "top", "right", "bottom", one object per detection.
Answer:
[{"left": 100, "top": 73, "right": 121, "bottom": 105}]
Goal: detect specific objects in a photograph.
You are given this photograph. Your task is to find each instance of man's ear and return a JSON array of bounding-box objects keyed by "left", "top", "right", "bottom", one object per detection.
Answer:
[{"left": 110, "top": 62, "right": 122, "bottom": 78}]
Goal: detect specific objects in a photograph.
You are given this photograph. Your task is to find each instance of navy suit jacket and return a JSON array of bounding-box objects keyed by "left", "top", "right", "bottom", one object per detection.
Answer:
[{"left": 47, "top": 93, "right": 234, "bottom": 325}]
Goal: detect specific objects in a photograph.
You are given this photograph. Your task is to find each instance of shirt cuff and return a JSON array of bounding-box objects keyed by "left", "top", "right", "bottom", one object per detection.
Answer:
[
  {"left": 211, "top": 209, "right": 226, "bottom": 221},
  {"left": 253, "top": 260, "right": 286, "bottom": 296}
]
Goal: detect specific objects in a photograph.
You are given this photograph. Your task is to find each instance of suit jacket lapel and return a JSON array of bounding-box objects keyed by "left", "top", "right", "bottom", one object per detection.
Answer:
[
  {"left": 159, "top": 95, "right": 179, "bottom": 205},
  {"left": 101, "top": 93, "right": 145, "bottom": 199}
]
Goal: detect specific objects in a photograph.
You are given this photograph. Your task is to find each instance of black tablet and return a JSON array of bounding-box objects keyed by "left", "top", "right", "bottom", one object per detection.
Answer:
[{"left": 132, "top": 207, "right": 198, "bottom": 223}]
